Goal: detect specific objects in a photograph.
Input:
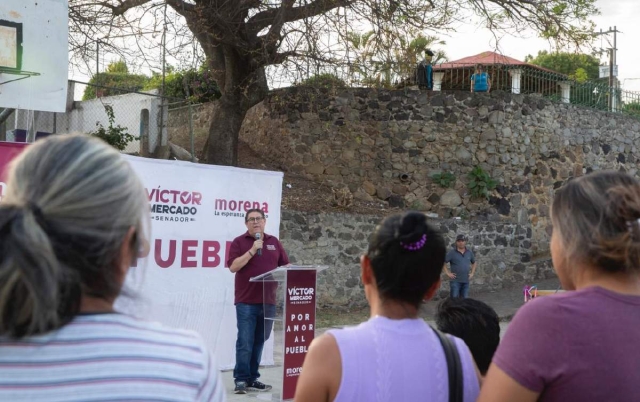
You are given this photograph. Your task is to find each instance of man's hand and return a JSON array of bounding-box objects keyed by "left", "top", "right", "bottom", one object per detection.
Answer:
[
  {"left": 447, "top": 272, "right": 456, "bottom": 280},
  {"left": 469, "top": 272, "right": 474, "bottom": 280},
  {"left": 252, "top": 239, "right": 264, "bottom": 254}
]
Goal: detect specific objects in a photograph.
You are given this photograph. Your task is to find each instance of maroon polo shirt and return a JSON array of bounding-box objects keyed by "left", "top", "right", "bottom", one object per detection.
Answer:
[{"left": 226, "top": 231, "right": 290, "bottom": 305}]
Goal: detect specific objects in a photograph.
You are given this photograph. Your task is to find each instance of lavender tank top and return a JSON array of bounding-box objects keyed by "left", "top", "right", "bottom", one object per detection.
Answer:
[{"left": 328, "top": 316, "right": 480, "bottom": 402}]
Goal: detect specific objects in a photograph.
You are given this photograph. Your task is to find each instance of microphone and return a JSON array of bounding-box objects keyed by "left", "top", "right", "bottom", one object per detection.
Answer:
[{"left": 255, "top": 233, "right": 262, "bottom": 256}]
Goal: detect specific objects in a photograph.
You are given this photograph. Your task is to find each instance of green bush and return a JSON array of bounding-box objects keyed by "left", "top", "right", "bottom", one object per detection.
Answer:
[
  {"left": 82, "top": 72, "right": 149, "bottom": 100},
  {"left": 145, "top": 67, "right": 221, "bottom": 104},
  {"left": 82, "top": 60, "right": 221, "bottom": 104},
  {"left": 88, "top": 105, "right": 138, "bottom": 151},
  {"left": 467, "top": 166, "right": 497, "bottom": 199},
  {"left": 432, "top": 171, "right": 456, "bottom": 188},
  {"left": 298, "top": 73, "right": 347, "bottom": 89},
  {"left": 623, "top": 102, "right": 640, "bottom": 118}
]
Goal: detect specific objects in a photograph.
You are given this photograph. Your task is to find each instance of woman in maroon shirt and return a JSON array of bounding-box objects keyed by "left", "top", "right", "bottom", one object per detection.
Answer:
[{"left": 479, "top": 171, "right": 640, "bottom": 402}]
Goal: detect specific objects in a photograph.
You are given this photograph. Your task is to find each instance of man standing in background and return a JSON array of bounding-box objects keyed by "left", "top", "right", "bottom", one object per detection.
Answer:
[
  {"left": 417, "top": 49, "right": 435, "bottom": 90},
  {"left": 444, "top": 234, "right": 476, "bottom": 298},
  {"left": 227, "top": 208, "right": 290, "bottom": 394}
]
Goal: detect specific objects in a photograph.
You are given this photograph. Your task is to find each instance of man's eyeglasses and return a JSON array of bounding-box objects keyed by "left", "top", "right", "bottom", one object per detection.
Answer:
[{"left": 247, "top": 217, "right": 264, "bottom": 223}]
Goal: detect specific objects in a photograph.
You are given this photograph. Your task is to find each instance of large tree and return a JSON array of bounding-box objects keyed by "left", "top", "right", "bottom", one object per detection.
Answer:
[
  {"left": 525, "top": 50, "right": 601, "bottom": 82},
  {"left": 70, "top": 0, "right": 599, "bottom": 166}
]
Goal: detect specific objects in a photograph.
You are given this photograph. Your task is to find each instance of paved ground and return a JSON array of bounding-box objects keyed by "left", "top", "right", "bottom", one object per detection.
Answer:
[
  {"left": 223, "top": 277, "right": 561, "bottom": 400},
  {"left": 424, "top": 277, "right": 562, "bottom": 322}
]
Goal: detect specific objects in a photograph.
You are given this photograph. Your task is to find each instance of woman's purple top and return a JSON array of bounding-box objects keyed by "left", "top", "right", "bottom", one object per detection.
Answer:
[
  {"left": 493, "top": 286, "right": 640, "bottom": 401},
  {"left": 327, "top": 316, "right": 480, "bottom": 402}
]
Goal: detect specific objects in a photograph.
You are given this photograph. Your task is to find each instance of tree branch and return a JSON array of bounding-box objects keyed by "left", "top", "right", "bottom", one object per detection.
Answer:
[
  {"left": 101, "top": 0, "right": 154, "bottom": 16},
  {"left": 247, "top": 0, "right": 356, "bottom": 34},
  {"left": 165, "top": 0, "right": 196, "bottom": 17},
  {"left": 98, "top": 0, "right": 195, "bottom": 17}
]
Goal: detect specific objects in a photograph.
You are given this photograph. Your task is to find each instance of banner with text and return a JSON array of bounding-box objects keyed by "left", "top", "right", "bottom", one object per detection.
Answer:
[
  {"left": 118, "top": 156, "right": 283, "bottom": 369},
  {"left": 0, "top": 142, "right": 28, "bottom": 201},
  {"left": 0, "top": 144, "right": 283, "bottom": 369},
  {"left": 283, "top": 270, "right": 317, "bottom": 400}
]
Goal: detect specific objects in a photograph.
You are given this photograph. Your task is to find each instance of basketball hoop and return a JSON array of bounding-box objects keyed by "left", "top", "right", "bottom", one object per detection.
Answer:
[
  {"left": 0, "top": 67, "right": 41, "bottom": 86},
  {"left": 0, "top": 19, "right": 40, "bottom": 90},
  {"left": 0, "top": 1, "right": 68, "bottom": 113}
]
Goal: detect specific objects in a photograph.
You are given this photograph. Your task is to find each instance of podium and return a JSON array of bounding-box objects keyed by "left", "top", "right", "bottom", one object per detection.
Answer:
[{"left": 250, "top": 265, "right": 328, "bottom": 401}]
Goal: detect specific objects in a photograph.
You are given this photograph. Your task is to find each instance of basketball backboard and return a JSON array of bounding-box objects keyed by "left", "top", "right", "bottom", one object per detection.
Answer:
[{"left": 0, "top": 0, "right": 68, "bottom": 113}]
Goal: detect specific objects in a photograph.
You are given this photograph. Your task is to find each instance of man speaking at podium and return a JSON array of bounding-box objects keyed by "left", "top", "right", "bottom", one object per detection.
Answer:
[{"left": 227, "top": 208, "right": 290, "bottom": 394}]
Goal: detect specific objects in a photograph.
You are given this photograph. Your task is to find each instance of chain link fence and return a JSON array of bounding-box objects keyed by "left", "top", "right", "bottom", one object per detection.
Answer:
[
  {"left": 271, "top": 60, "right": 640, "bottom": 119},
  {"left": 3, "top": 62, "right": 639, "bottom": 154},
  {"left": 1, "top": 80, "right": 199, "bottom": 160}
]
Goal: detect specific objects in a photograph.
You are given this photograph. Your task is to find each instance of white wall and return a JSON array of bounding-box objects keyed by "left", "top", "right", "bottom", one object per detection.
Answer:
[{"left": 5, "top": 85, "right": 167, "bottom": 154}]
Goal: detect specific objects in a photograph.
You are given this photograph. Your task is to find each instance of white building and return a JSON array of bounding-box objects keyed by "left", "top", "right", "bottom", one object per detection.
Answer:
[{"left": 3, "top": 81, "right": 168, "bottom": 154}]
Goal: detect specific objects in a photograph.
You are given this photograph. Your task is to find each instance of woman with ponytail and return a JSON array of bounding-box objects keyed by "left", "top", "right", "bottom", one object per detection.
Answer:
[
  {"left": 0, "top": 134, "right": 224, "bottom": 401},
  {"left": 479, "top": 171, "right": 640, "bottom": 402},
  {"left": 295, "top": 211, "right": 481, "bottom": 402}
]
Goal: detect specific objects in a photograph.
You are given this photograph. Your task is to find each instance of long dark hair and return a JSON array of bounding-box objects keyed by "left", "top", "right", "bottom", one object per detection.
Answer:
[{"left": 366, "top": 211, "right": 446, "bottom": 307}]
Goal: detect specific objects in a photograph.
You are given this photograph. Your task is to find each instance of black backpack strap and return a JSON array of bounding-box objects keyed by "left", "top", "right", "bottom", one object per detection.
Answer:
[{"left": 433, "top": 328, "right": 464, "bottom": 402}]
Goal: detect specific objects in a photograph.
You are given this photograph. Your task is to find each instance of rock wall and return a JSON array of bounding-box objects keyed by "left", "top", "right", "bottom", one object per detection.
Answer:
[
  {"left": 280, "top": 210, "right": 554, "bottom": 307},
  {"left": 240, "top": 87, "right": 640, "bottom": 257},
  {"left": 167, "top": 104, "right": 215, "bottom": 159},
  {"left": 165, "top": 88, "right": 639, "bottom": 306}
]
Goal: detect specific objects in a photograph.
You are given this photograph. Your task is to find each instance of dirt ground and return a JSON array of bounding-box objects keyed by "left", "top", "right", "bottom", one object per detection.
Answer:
[{"left": 237, "top": 141, "right": 395, "bottom": 216}]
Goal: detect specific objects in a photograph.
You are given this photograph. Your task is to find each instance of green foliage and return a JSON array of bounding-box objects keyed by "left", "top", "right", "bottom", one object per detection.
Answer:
[
  {"left": 298, "top": 73, "right": 347, "bottom": 89},
  {"left": 524, "top": 51, "right": 601, "bottom": 82},
  {"left": 106, "top": 60, "right": 129, "bottom": 73},
  {"left": 346, "top": 30, "right": 447, "bottom": 88},
  {"left": 432, "top": 171, "right": 456, "bottom": 188},
  {"left": 83, "top": 72, "right": 148, "bottom": 100},
  {"left": 83, "top": 60, "right": 221, "bottom": 104},
  {"left": 144, "top": 66, "right": 221, "bottom": 103},
  {"left": 467, "top": 166, "right": 497, "bottom": 199},
  {"left": 623, "top": 102, "right": 640, "bottom": 118},
  {"left": 83, "top": 61, "right": 148, "bottom": 100},
  {"left": 88, "top": 105, "right": 137, "bottom": 151}
]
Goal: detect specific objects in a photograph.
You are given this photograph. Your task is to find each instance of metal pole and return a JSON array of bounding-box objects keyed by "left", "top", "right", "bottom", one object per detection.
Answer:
[
  {"left": 613, "top": 26, "right": 618, "bottom": 112},
  {"left": 609, "top": 47, "right": 613, "bottom": 111},
  {"left": 189, "top": 103, "right": 195, "bottom": 162},
  {"left": 96, "top": 40, "right": 100, "bottom": 77},
  {"left": 157, "top": 1, "right": 168, "bottom": 157}
]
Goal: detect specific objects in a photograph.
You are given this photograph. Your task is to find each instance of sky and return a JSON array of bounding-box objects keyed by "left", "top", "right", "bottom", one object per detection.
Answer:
[{"left": 68, "top": 0, "right": 640, "bottom": 94}]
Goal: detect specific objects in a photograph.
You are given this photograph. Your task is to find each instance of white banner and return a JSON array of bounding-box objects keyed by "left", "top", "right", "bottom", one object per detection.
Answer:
[{"left": 115, "top": 156, "right": 283, "bottom": 370}]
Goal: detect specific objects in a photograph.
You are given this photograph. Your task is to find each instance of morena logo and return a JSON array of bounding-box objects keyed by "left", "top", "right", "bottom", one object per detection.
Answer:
[{"left": 214, "top": 198, "right": 269, "bottom": 218}]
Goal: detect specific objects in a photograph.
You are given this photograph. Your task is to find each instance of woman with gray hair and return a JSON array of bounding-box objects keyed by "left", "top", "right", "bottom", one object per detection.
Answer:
[
  {"left": 0, "top": 135, "right": 224, "bottom": 401},
  {"left": 478, "top": 170, "right": 640, "bottom": 402}
]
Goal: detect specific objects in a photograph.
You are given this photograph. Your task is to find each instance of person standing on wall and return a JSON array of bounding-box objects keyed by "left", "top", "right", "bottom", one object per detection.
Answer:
[
  {"left": 444, "top": 234, "right": 476, "bottom": 298},
  {"left": 227, "top": 209, "right": 290, "bottom": 395},
  {"left": 471, "top": 64, "right": 491, "bottom": 93},
  {"left": 417, "top": 49, "right": 435, "bottom": 90}
]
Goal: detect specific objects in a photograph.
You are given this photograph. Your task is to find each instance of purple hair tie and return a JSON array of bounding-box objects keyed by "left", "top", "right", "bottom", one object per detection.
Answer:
[{"left": 400, "top": 234, "right": 427, "bottom": 251}]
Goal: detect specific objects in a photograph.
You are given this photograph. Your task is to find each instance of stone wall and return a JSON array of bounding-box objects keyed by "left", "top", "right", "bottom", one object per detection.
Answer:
[
  {"left": 165, "top": 88, "right": 639, "bottom": 305},
  {"left": 167, "top": 104, "right": 215, "bottom": 158},
  {"left": 280, "top": 210, "right": 554, "bottom": 308},
  {"left": 241, "top": 87, "right": 640, "bottom": 258}
]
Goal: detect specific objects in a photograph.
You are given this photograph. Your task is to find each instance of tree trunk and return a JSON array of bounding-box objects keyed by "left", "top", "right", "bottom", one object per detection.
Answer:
[{"left": 204, "top": 96, "right": 249, "bottom": 166}]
